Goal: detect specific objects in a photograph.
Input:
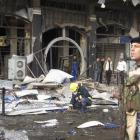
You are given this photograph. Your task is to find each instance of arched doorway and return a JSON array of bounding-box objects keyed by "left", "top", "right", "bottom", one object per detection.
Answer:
[{"left": 44, "top": 37, "right": 85, "bottom": 75}]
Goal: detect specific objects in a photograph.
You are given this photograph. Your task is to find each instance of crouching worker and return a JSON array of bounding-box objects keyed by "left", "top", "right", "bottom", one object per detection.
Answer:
[{"left": 69, "top": 83, "right": 92, "bottom": 112}]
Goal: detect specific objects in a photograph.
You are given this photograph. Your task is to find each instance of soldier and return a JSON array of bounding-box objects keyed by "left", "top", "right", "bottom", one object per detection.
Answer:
[
  {"left": 122, "top": 37, "right": 140, "bottom": 140},
  {"left": 124, "top": 37, "right": 140, "bottom": 140}
]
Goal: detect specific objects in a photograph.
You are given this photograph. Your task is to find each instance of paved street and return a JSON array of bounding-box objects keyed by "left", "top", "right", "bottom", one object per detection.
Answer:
[{"left": 0, "top": 105, "right": 123, "bottom": 140}]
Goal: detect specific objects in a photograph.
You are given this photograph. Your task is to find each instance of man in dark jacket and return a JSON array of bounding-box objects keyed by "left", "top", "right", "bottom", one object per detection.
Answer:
[
  {"left": 93, "top": 58, "right": 102, "bottom": 84},
  {"left": 71, "top": 55, "right": 79, "bottom": 81},
  {"left": 69, "top": 83, "right": 92, "bottom": 112}
]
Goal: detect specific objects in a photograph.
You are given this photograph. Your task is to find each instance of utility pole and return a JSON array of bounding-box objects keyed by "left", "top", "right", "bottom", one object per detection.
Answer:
[
  {"left": 87, "top": 0, "right": 97, "bottom": 78},
  {"left": 2, "top": 88, "right": 5, "bottom": 116}
]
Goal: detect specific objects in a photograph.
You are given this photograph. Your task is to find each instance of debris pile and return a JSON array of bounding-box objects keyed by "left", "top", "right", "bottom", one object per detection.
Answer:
[{"left": 0, "top": 69, "right": 118, "bottom": 116}]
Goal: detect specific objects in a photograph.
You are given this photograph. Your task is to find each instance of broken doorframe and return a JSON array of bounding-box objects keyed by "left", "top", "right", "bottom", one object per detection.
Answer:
[{"left": 44, "top": 37, "right": 85, "bottom": 75}]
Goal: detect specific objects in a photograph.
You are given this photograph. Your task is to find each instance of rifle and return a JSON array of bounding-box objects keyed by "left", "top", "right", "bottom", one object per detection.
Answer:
[{"left": 119, "top": 84, "right": 126, "bottom": 140}]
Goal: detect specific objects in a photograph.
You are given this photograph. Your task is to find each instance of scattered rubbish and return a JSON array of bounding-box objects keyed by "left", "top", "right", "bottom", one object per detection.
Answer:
[
  {"left": 67, "top": 128, "right": 77, "bottom": 135},
  {"left": 87, "top": 105, "right": 99, "bottom": 108},
  {"left": 0, "top": 128, "right": 29, "bottom": 140},
  {"left": 0, "top": 80, "right": 13, "bottom": 90},
  {"left": 103, "top": 109, "right": 109, "bottom": 113},
  {"left": 42, "top": 69, "right": 73, "bottom": 84},
  {"left": 0, "top": 72, "right": 121, "bottom": 139},
  {"left": 0, "top": 70, "right": 119, "bottom": 116},
  {"left": 41, "top": 123, "right": 57, "bottom": 127},
  {"left": 90, "top": 90, "right": 118, "bottom": 105},
  {"left": 15, "top": 89, "right": 38, "bottom": 98},
  {"left": 22, "top": 110, "right": 48, "bottom": 115},
  {"left": 103, "top": 123, "right": 120, "bottom": 129},
  {"left": 37, "top": 95, "right": 51, "bottom": 101},
  {"left": 0, "top": 130, "right": 5, "bottom": 139},
  {"left": 35, "top": 119, "right": 58, "bottom": 124},
  {"left": 35, "top": 119, "right": 59, "bottom": 127},
  {"left": 36, "top": 74, "right": 45, "bottom": 82},
  {"left": 77, "top": 121, "right": 119, "bottom": 129},
  {"left": 77, "top": 121, "right": 104, "bottom": 128},
  {"left": 31, "top": 82, "right": 61, "bottom": 89},
  {"left": 6, "top": 106, "right": 69, "bottom": 116},
  {"left": 22, "top": 76, "right": 36, "bottom": 84},
  {"left": 4, "top": 95, "right": 17, "bottom": 103},
  {"left": 66, "top": 121, "right": 74, "bottom": 125},
  {"left": 55, "top": 137, "right": 65, "bottom": 140}
]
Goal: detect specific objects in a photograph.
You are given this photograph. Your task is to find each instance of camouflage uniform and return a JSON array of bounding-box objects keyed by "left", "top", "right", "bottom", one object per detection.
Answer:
[{"left": 123, "top": 68, "right": 140, "bottom": 140}]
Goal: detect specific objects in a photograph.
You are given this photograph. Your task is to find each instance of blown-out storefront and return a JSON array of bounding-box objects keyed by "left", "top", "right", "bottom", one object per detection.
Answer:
[
  {"left": 42, "top": 27, "right": 87, "bottom": 78},
  {"left": 0, "top": 14, "right": 32, "bottom": 79}
]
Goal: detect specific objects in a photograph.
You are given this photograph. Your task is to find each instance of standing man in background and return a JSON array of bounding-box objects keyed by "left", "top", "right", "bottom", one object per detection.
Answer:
[
  {"left": 71, "top": 55, "right": 79, "bottom": 81},
  {"left": 104, "top": 57, "right": 113, "bottom": 86},
  {"left": 100, "top": 57, "right": 105, "bottom": 83},
  {"left": 116, "top": 55, "right": 127, "bottom": 85},
  {"left": 93, "top": 58, "right": 102, "bottom": 84}
]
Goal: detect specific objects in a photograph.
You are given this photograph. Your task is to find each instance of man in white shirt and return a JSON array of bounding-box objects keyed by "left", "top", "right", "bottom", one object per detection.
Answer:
[
  {"left": 104, "top": 57, "right": 113, "bottom": 85},
  {"left": 116, "top": 57, "right": 127, "bottom": 85}
]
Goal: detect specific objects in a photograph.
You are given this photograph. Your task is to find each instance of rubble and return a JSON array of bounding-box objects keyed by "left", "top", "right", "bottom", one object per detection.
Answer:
[
  {"left": 35, "top": 119, "right": 59, "bottom": 127},
  {"left": 0, "top": 69, "right": 119, "bottom": 116},
  {"left": 77, "top": 121, "right": 104, "bottom": 128},
  {"left": 0, "top": 127, "right": 28, "bottom": 140}
]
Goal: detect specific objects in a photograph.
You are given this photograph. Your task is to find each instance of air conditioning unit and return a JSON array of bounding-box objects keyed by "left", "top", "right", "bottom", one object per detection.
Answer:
[{"left": 8, "top": 55, "right": 26, "bottom": 80}]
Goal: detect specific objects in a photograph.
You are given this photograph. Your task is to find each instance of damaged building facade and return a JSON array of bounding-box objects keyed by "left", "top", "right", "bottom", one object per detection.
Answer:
[{"left": 0, "top": 0, "right": 140, "bottom": 80}]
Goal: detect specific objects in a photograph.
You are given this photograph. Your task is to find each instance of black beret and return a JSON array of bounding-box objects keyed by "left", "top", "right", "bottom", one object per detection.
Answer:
[{"left": 131, "top": 37, "right": 140, "bottom": 44}]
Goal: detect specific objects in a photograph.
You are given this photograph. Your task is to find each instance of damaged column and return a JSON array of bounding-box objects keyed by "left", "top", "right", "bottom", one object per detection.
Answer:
[
  {"left": 31, "top": 7, "right": 43, "bottom": 77},
  {"left": 80, "top": 36, "right": 87, "bottom": 77},
  {"left": 10, "top": 28, "right": 17, "bottom": 56},
  {"left": 87, "top": 1, "right": 97, "bottom": 78}
]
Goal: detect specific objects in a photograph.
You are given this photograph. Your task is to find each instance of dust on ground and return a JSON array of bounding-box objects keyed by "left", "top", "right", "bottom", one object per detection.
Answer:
[{"left": 0, "top": 105, "right": 124, "bottom": 140}]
